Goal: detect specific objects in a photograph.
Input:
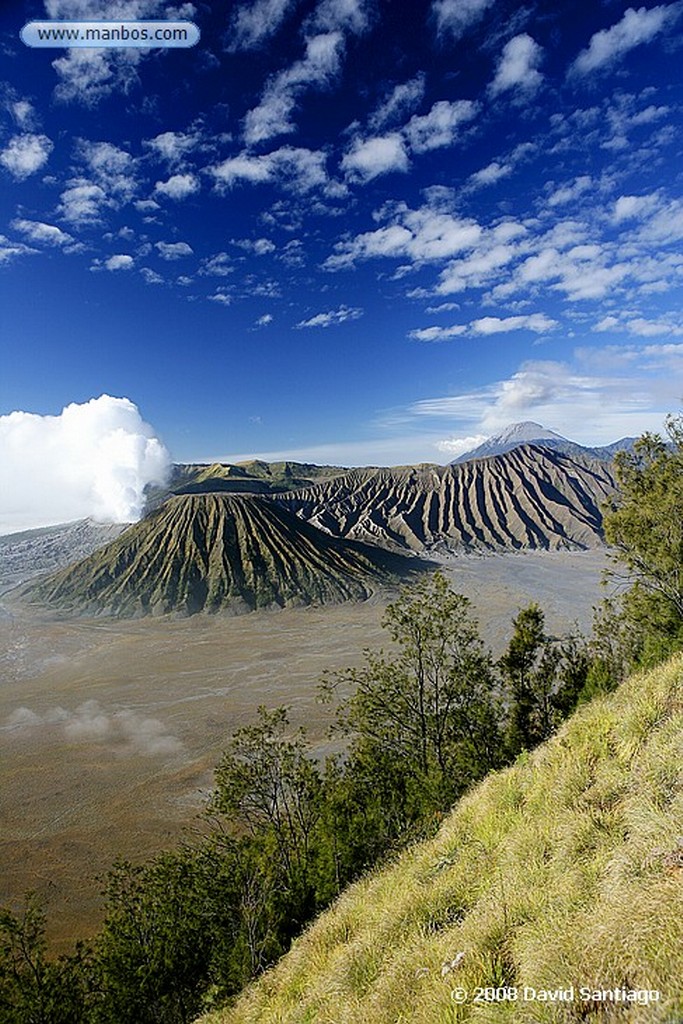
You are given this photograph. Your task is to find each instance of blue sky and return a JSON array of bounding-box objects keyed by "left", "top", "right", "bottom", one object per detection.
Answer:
[{"left": 2, "top": 0, "right": 683, "bottom": 467}]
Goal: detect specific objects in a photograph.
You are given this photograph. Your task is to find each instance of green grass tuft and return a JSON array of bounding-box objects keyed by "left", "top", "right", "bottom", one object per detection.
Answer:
[{"left": 198, "top": 655, "right": 683, "bottom": 1023}]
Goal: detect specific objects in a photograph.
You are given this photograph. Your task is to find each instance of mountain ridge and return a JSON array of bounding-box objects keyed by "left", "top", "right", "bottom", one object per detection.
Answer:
[
  {"left": 452, "top": 421, "right": 637, "bottom": 464},
  {"left": 21, "top": 493, "right": 416, "bottom": 618}
]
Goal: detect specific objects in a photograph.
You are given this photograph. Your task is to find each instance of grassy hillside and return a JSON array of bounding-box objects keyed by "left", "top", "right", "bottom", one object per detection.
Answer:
[{"left": 200, "top": 655, "right": 683, "bottom": 1024}]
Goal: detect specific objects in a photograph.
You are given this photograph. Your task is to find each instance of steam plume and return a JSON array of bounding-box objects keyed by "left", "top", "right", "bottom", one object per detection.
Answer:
[{"left": 0, "top": 394, "right": 171, "bottom": 535}]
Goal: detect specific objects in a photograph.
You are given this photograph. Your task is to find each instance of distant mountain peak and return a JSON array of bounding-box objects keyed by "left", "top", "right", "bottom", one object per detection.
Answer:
[
  {"left": 451, "top": 421, "right": 637, "bottom": 465},
  {"left": 490, "top": 422, "right": 567, "bottom": 443}
]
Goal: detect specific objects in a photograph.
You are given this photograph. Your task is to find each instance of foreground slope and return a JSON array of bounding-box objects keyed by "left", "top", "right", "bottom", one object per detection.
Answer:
[
  {"left": 202, "top": 656, "right": 683, "bottom": 1024},
  {"left": 23, "top": 494, "right": 406, "bottom": 616},
  {"left": 276, "top": 445, "right": 616, "bottom": 553}
]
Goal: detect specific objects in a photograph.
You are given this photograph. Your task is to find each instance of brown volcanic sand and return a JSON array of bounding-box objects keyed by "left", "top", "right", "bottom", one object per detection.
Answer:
[{"left": 0, "top": 549, "right": 609, "bottom": 951}]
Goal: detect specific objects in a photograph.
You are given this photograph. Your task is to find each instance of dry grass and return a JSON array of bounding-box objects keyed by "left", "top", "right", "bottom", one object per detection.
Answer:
[{"left": 199, "top": 654, "right": 683, "bottom": 1024}]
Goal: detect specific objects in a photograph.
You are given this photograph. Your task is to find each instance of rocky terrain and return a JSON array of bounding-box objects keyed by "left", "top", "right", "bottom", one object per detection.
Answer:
[
  {"left": 21, "top": 493, "right": 417, "bottom": 617},
  {"left": 0, "top": 519, "right": 127, "bottom": 597},
  {"left": 275, "top": 444, "right": 617, "bottom": 553}
]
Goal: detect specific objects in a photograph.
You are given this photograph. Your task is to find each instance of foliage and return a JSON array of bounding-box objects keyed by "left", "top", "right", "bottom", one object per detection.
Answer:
[
  {"left": 498, "top": 603, "right": 590, "bottom": 754},
  {"left": 323, "top": 572, "right": 502, "bottom": 826},
  {"left": 203, "top": 654, "right": 683, "bottom": 1024},
  {"left": 603, "top": 413, "right": 683, "bottom": 666}
]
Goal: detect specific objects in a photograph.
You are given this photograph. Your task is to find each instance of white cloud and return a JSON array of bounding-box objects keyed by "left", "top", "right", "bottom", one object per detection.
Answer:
[
  {"left": 341, "top": 133, "right": 409, "bottom": 181},
  {"left": 0, "top": 235, "right": 37, "bottom": 265},
  {"left": 612, "top": 192, "right": 660, "bottom": 223},
  {"left": 255, "top": 313, "right": 274, "bottom": 326},
  {"left": 45, "top": 0, "right": 166, "bottom": 104},
  {"left": 432, "top": 0, "right": 495, "bottom": 39},
  {"left": 404, "top": 99, "right": 478, "bottom": 153},
  {"left": 409, "top": 324, "right": 468, "bottom": 342},
  {"left": 295, "top": 305, "right": 363, "bottom": 328},
  {"left": 468, "top": 161, "right": 513, "bottom": 188},
  {"left": 10, "top": 99, "right": 38, "bottom": 130},
  {"left": 201, "top": 252, "right": 233, "bottom": 276},
  {"left": 408, "top": 358, "right": 672, "bottom": 442},
  {"left": 490, "top": 33, "right": 543, "bottom": 95},
  {"left": 11, "top": 219, "right": 75, "bottom": 247},
  {"left": 571, "top": 4, "right": 682, "bottom": 76},
  {"left": 58, "top": 179, "right": 109, "bottom": 225},
  {"left": 547, "top": 175, "right": 593, "bottom": 207},
  {"left": 472, "top": 314, "right": 559, "bottom": 334},
  {"left": 208, "top": 291, "right": 232, "bottom": 305},
  {"left": 308, "top": 0, "right": 372, "bottom": 34},
  {"left": 77, "top": 140, "right": 138, "bottom": 201},
  {"left": 154, "top": 173, "right": 200, "bottom": 200},
  {"left": 140, "top": 267, "right": 163, "bottom": 284},
  {"left": 228, "top": 0, "right": 299, "bottom": 50},
  {"left": 212, "top": 146, "right": 328, "bottom": 193},
  {"left": 232, "top": 237, "right": 276, "bottom": 254},
  {"left": 51, "top": 48, "right": 144, "bottom": 106},
  {"left": 0, "top": 395, "right": 170, "bottom": 534},
  {"left": 0, "top": 134, "right": 53, "bottom": 179},
  {"left": 243, "top": 31, "right": 344, "bottom": 144},
  {"left": 369, "top": 75, "right": 426, "bottom": 131},
  {"left": 156, "top": 241, "right": 193, "bottom": 259},
  {"left": 104, "top": 253, "right": 134, "bottom": 270},
  {"left": 436, "top": 434, "right": 487, "bottom": 456},
  {"left": 325, "top": 202, "right": 486, "bottom": 269},
  {"left": 409, "top": 313, "right": 558, "bottom": 341},
  {"left": 145, "top": 130, "right": 200, "bottom": 164}
]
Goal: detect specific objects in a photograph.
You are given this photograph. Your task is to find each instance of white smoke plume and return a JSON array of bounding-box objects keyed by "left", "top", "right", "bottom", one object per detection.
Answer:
[
  {"left": 0, "top": 394, "right": 171, "bottom": 535},
  {"left": 5, "top": 699, "right": 183, "bottom": 757}
]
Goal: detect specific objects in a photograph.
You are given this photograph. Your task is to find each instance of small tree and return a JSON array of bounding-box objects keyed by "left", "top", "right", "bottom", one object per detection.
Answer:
[
  {"left": 499, "top": 604, "right": 590, "bottom": 755},
  {"left": 211, "top": 707, "right": 323, "bottom": 925},
  {"left": 323, "top": 572, "right": 501, "bottom": 823},
  {"left": 603, "top": 413, "right": 683, "bottom": 666}
]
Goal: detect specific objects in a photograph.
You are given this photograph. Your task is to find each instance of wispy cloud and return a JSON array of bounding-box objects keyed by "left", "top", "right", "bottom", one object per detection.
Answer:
[
  {"left": 570, "top": 4, "right": 682, "bottom": 76},
  {"left": 295, "top": 304, "right": 363, "bottom": 327}
]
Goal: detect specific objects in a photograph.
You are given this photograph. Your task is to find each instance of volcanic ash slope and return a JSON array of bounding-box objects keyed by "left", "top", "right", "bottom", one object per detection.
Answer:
[
  {"left": 23, "top": 493, "right": 402, "bottom": 617},
  {"left": 276, "top": 445, "right": 617, "bottom": 553}
]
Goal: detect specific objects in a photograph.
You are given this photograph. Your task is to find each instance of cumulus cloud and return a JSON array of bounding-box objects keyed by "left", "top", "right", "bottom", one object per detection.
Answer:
[
  {"left": 11, "top": 219, "right": 75, "bottom": 248},
  {"left": 404, "top": 99, "right": 478, "bottom": 153},
  {"left": 211, "top": 146, "right": 328, "bottom": 193},
  {"left": 232, "top": 237, "right": 276, "bottom": 254},
  {"left": 103, "top": 253, "right": 134, "bottom": 270},
  {"left": 571, "top": 4, "right": 682, "bottom": 76},
  {"left": 0, "top": 134, "right": 53, "bottom": 179},
  {"left": 432, "top": 0, "right": 495, "bottom": 39},
  {"left": 5, "top": 699, "right": 183, "bottom": 756},
  {"left": 295, "top": 305, "right": 363, "bottom": 328},
  {"left": 435, "top": 433, "right": 487, "bottom": 456},
  {"left": 156, "top": 241, "right": 193, "bottom": 259},
  {"left": 0, "top": 395, "right": 170, "bottom": 535},
  {"left": 154, "top": 173, "right": 200, "bottom": 200},
  {"left": 341, "top": 133, "right": 409, "bottom": 181},
  {"left": 490, "top": 34, "right": 544, "bottom": 96},
  {"left": 58, "top": 179, "right": 109, "bottom": 225},
  {"left": 145, "top": 130, "right": 200, "bottom": 164}
]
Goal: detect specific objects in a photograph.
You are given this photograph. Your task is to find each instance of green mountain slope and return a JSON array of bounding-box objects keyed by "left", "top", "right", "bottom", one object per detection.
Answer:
[
  {"left": 23, "top": 494, "right": 408, "bottom": 617},
  {"left": 201, "top": 655, "right": 683, "bottom": 1024}
]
